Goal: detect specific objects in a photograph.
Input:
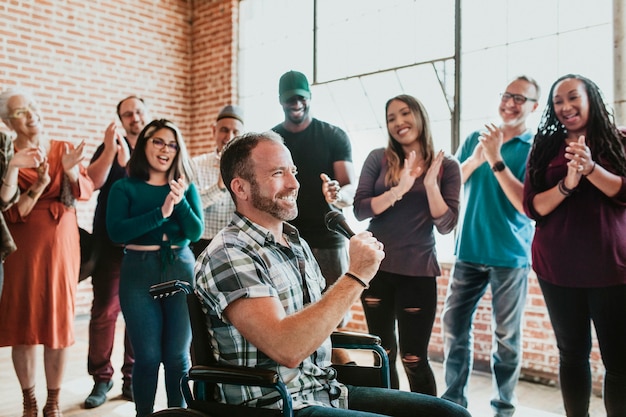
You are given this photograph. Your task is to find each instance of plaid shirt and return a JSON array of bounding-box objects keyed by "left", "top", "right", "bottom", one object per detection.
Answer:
[
  {"left": 195, "top": 212, "right": 343, "bottom": 411},
  {"left": 193, "top": 151, "right": 236, "bottom": 240}
]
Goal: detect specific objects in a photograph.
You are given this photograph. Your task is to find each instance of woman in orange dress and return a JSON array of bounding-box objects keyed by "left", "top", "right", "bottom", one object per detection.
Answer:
[{"left": 0, "top": 88, "right": 93, "bottom": 417}]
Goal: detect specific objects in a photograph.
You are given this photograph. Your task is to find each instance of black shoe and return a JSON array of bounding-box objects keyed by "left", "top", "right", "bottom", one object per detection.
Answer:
[
  {"left": 121, "top": 382, "right": 133, "bottom": 401},
  {"left": 84, "top": 380, "right": 113, "bottom": 409}
]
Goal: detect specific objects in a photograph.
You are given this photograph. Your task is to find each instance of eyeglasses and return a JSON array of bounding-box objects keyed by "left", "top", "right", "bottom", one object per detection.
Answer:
[
  {"left": 150, "top": 137, "right": 179, "bottom": 152},
  {"left": 8, "top": 103, "right": 39, "bottom": 119},
  {"left": 121, "top": 109, "right": 145, "bottom": 119},
  {"left": 500, "top": 93, "right": 537, "bottom": 105}
]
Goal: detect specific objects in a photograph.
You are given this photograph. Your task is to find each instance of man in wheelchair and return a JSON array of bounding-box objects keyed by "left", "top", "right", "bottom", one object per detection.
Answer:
[{"left": 194, "top": 131, "right": 471, "bottom": 417}]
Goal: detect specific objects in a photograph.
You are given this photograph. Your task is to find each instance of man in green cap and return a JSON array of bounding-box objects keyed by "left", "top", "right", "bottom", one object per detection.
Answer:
[{"left": 272, "top": 70, "right": 355, "bottom": 312}]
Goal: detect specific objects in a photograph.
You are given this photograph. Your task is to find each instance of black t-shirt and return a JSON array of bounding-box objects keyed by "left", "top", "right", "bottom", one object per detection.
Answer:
[
  {"left": 272, "top": 118, "right": 352, "bottom": 248},
  {"left": 90, "top": 139, "right": 132, "bottom": 244}
]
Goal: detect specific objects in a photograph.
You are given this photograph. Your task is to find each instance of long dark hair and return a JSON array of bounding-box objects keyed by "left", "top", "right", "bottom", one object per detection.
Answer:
[
  {"left": 128, "top": 119, "right": 196, "bottom": 183},
  {"left": 383, "top": 94, "right": 435, "bottom": 186},
  {"left": 527, "top": 74, "right": 626, "bottom": 190}
]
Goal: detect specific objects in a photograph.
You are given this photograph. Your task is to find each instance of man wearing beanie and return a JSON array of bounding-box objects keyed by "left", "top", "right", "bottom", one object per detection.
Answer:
[
  {"left": 272, "top": 70, "right": 356, "bottom": 300},
  {"left": 192, "top": 104, "right": 245, "bottom": 258}
]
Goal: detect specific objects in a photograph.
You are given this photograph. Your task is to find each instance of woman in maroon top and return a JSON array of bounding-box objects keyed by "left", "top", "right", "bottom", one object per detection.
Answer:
[{"left": 523, "top": 74, "right": 626, "bottom": 417}]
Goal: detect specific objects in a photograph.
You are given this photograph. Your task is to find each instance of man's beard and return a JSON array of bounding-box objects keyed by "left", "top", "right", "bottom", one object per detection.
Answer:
[{"left": 250, "top": 180, "right": 297, "bottom": 221}]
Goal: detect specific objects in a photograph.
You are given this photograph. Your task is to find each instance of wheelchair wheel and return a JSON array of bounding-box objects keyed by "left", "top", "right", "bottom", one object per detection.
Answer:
[{"left": 150, "top": 407, "right": 211, "bottom": 417}]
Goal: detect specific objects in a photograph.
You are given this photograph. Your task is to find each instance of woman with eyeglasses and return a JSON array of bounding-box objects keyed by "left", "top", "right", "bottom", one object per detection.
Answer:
[
  {"left": 0, "top": 88, "right": 94, "bottom": 417},
  {"left": 106, "top": 119, "right": 203, "bottom": 417}
]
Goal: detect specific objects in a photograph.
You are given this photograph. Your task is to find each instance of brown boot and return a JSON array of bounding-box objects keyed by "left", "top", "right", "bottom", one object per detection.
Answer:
[
  {"left": 22, "top": 386, "right": 38, "bottom": 417},
  {"left": 43, "top": 388, "right": 62, "bottom": 417}
]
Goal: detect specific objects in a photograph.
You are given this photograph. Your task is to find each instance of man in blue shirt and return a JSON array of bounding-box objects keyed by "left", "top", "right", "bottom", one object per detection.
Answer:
[{"left": 441, "top": 76, "right": 540, "bottom": 417}]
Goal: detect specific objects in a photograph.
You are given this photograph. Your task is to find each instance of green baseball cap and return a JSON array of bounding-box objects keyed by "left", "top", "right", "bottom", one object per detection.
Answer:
[{"left": 278, "top": 71, "right": 311, "bottom": 102}]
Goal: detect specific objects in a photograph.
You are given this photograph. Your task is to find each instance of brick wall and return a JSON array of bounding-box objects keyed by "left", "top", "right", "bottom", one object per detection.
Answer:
[
  {"left": 188, "top": 0, "right": 239, "bottom": 156},
  {"left": 1, "top": 0, "right": 604, "bottom": 397},
  {"left": 1, "top": 0, "right": 237, "bottom": 344},
  {"left": 1, "top": 0, "right": 237, "bottom": 291},
  {"left": 1, "top": 0, "right": 238, "bottom": 226}
]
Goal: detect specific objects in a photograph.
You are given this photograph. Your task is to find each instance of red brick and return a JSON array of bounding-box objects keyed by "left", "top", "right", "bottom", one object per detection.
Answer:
[{"left": 1, "top": 0, "right": 606, "bottom": 392}]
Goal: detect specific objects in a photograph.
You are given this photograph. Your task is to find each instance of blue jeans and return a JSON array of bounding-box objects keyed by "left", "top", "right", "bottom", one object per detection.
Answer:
[
  {"left": 294, "top": 385, "right": 471, "bottom": 417},
  {"left": 441, "top": 261, "right": 529, "bottom": 417},
  {"left": 119, "top": 247, "right": 194, "bottom": 417},
  {"left": 361, "top": 272, "right": 437, "bottom": 394},
  {"left": 538, "top": 279, "right": 626, "bottom": 417}
]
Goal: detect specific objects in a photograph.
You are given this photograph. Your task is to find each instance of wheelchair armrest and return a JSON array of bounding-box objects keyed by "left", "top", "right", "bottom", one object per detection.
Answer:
[
  {"left": 331, "top": 331, "right": 381, "bottom": 348},
  {"left": 330, "top": 331, "right": 391, "bottom": 389},
  {"left": 187, "top": 364, "right": 293, "bottom": 417},
  {"left": 188, "top": 364, "right": 281, "bottom": 387},
  {"left": 149, "top": 279, "right": 193, "bottom": 298}
]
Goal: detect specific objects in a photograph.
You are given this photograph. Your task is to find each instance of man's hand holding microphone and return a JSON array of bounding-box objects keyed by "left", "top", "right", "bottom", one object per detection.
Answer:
[{"left": 325, "top": 211, "right": 384, "bottom": 288}]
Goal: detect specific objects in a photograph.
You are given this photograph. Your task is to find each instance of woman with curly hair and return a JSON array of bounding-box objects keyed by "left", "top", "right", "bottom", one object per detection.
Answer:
[{"left": 523, "top": 74, "right": 626, "bottom": 417}]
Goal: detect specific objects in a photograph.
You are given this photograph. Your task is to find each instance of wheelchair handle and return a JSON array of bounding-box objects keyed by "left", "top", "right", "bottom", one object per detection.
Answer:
[{"left": 149, "top": 279, "right": 193, "bottom": 299}]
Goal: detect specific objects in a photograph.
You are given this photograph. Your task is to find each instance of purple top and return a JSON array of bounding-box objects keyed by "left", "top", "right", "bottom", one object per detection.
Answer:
[
  {"left": 354, "top": 148, "right": 461, "bottom": 277},
  {"left": 523, "top": 141, "right": 626, "bottom": 287}
]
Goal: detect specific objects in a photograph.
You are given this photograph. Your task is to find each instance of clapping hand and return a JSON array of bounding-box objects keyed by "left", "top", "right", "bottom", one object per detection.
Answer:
[
  {"left": 397, "top": 150, "right": 421, "bottom": 194},
  {"left": 424, "top": 150, "right": 444, "bottom": 188},
  {"left": 479, "top": 123, "right": 504, "bottom": 165},
  {"left": 35, "top": 157, "right": 51, "bottom": 189},
  {"left": 162, "top": 176, "right": 186, "bottom": 218},
  {"left": 104, "top": 121, "right": 130, "bottom": 166},
  {"left": 10, "top": 147, "right": 46, "bottom": 170},
  {"left": 62, "top": 141, "right": 86, "bottom": 183},
  {"left": 564, "top": 135, "right": 591, "bottom": 188}
]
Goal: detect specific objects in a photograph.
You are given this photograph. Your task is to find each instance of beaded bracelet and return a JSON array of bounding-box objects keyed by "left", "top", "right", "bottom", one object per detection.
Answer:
[
  {"left": 345, "top": 272, "right": 369, "bottom": 289},
  {"left": 557, "top": 179, "right": 574, "bottom": 197}
]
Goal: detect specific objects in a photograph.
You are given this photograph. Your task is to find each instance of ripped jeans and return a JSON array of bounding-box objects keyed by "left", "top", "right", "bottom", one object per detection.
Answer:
[{"left": 360, "top": 271, "right": 437, "bottom": 395}]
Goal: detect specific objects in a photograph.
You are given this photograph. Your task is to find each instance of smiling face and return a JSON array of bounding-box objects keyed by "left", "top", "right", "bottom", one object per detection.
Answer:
[
  {"left": 552, "top": 77, "right": 589, "bottom": 138},
  {"left": 214, "top": 117, "right": 244, "bottom": 153},
  {"left": 498, "top": 79, "right": 539, "bottom": 129},
  {"left": 247, "top": 140, "right": 299, "bottom": 224},
  {"left": 5, "top": 94, "right": 43, "bottom": 140},
  {"left": 118, "top": 97, "right": 149, "bottom": 140},
  {"left": 386, "top": 99, "right": 422, "bottom": 146},
  {"left": 280, "top": 95, "right": 310, "bottom": 126},
  {"left": 146, "top": 127, "right": 178, "bottom": 176}
]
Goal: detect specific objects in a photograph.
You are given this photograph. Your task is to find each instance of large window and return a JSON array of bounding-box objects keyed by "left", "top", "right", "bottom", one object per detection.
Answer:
[{"left": 238, "top": 0, "right": 613, "bottom": 262}]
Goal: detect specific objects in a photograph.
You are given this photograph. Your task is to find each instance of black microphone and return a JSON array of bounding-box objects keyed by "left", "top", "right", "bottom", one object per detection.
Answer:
[{"left": 325, "top": 211, "right": 355, "bottom": 239}]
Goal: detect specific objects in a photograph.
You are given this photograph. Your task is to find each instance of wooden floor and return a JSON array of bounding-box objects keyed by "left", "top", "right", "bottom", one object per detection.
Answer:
[{"left": 0, "top": 315, "right": 605, "bottom": 417}]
